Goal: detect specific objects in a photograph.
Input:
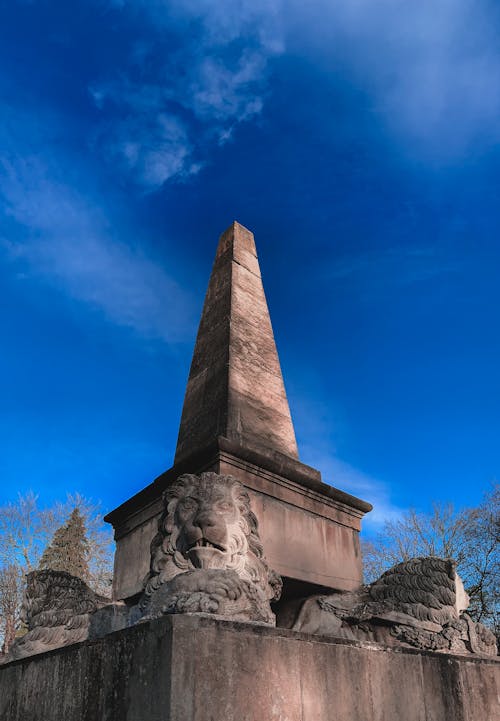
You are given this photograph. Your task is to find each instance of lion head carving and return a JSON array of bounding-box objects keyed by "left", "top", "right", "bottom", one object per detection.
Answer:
[{"left": 142, "top": 472, "right": 281, "bottom": 624}]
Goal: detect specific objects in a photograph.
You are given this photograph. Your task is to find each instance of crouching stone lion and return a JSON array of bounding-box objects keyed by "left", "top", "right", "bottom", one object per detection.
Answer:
[
  {"left": 4, "top": 570, "right": 110, "bottom": 662},
  {"left": 139, "top": 472, "right": 282, "bottom": 625},
  {"left": 292, "top": 557, "right": 497, "bottom": 656}
]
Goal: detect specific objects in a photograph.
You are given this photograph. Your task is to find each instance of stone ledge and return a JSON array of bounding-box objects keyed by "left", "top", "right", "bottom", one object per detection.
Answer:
[
  {"left": 105, "top": 436, "right": 372, "bottom": 538},
  {"left": 1, "top": 614, "right": 498, "bottom": 721},
  {"left": 3, "top": 613, "right": 500, "bottom": 669}
]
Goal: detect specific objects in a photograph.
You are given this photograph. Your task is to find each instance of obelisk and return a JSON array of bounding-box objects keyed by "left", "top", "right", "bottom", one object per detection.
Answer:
[
  {"left": 106, "top": 222, "right": 371, "bottom": 603},
  {"left": 175, "top": 221, "right": 298, "bottom": 463}
]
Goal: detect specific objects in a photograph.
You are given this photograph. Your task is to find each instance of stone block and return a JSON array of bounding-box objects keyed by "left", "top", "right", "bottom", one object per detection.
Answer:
[{"left": 1, "top": 614, "right": 498, "bottom": 721}]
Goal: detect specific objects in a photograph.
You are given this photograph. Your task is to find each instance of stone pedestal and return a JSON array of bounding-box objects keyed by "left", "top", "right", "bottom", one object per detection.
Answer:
[
  {"left": 106, "top": 436, "right": 371, "bottom": 601},
  {"left": 2, "top": 614, "right": 499, "bottom": 721}
]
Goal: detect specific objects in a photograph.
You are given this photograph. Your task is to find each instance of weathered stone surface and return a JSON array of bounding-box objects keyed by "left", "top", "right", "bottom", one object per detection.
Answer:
[
  {"left": 175, "top": 221, "right": 299, "bottom": 462},
  {"left": 0, "top": 570, "right": 137, "bottom": 664},
  {"left": 4, "top": 570, "right": 110, "bottom": 662},
  {"left": 291, "top": 557, "right": 498, "bottom": 657},
  {"left": 140, "top": 472, "right": 281, "bottom": 625},
  {"left": 1, "top": 614, "right": 498, "bottom": 721}
]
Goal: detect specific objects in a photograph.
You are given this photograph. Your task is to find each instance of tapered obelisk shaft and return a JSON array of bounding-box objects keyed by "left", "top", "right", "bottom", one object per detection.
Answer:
[{"left": 174, "top": 221, "right": 299, "bottom": 463}]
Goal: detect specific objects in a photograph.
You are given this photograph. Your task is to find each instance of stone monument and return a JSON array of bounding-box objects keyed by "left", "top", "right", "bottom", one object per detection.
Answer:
[
  {"left": 1, "top": 222, "right": 498, "bottom": 721},
  {"left": 105, "top": 221, "right": 372, "bottom": 607}
]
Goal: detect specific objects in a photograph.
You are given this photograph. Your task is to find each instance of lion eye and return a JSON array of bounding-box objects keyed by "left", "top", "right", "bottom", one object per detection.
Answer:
[{"left": 217, "top": 502, "right": 232, "bottom": 511}]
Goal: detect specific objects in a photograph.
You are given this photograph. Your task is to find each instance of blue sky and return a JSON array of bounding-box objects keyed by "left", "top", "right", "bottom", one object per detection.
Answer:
[{"left": 1, "top": 0, "right": 499, "bottom": 535}]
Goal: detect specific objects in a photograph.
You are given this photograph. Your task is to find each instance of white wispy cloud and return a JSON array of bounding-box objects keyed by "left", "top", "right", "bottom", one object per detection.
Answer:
[
  {"left": 0, "top": 150, "right": 194, "bottom": 343},
  {"left": 301, "top": 444, "right": 405, "bottom": 533},
  {"left": 92, "top": 0, "right": 500, "bottom": 190},
  {"left": 94, "top": 110, "right": 199, "bottom": 190},
  {"left": 291, "top": 392, "right": 405, "bottom": 532},
  {"left": 317, "top": 455, "right": 405, "bottom": 531},
  {"left": 3, "top": 0, "right": 496, "bottom": 340},
  {"left": 91, "top": 0, "right": 285, "bottom": 188},
  {"left": 291, "top": 0, "right": 500, "bottom": 157}
]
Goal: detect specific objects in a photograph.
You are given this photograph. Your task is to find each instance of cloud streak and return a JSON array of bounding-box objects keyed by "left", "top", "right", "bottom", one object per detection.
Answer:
[
  {"left": 291, "top": 0, "right": 500, "bottom": 157},
  {"left": 302, "top": 444, "right": 405, "bottom": 533},
  {"left": 292, "top": 393, "right": 405, "bottom": 532},
  {"left": 319, "top": 455, "right": 405, "bottom": 531},
  {"left": 90, "top": 0, "right": 500, "bottom": 190},
  {"left": 0, "top": 132, "right": 194, "bottom": 343},
  {"left": 91, "top": 0, "right": 285, "bottom": 189},
  {"left": 2, "top": 0, "right": 497, "bottom": 341}
]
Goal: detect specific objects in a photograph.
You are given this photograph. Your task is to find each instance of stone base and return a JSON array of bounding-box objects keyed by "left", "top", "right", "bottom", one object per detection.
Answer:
[
  {"left": 105, "top": 436, "right": 372, "bottom": 601},
  {"left": 1, "top": 615, "right": 499, "bottom": 721}
]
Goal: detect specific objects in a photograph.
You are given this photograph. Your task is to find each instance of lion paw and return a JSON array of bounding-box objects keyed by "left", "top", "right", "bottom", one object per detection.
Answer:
[{"left": 167, "top": 569, "right": 245, "bottom": 600}]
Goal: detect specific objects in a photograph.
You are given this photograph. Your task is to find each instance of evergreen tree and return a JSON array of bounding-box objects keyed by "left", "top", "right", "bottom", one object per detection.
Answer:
[{"left": 39, "top": 507, "right": 90, "bottom": 582}]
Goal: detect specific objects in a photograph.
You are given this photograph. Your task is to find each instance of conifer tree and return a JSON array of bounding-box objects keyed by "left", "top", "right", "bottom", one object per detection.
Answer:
[{"left": 38, "top": 507, "right": 90, "bottom": 582}]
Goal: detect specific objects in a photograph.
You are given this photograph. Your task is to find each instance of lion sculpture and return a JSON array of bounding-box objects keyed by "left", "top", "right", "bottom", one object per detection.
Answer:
[
  {"left": 292, "top": 557, "right": 497, "bottom": 656},
  {"left": 140, "top": 472, "right": 282, "bottom": 625},
  {"left": 5, "top": 570, "right": 110, "bottom": 662}
]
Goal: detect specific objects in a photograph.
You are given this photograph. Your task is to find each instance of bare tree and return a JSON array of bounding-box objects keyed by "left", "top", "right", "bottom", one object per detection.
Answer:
[
  {"left": 0, "top": 492, "right": 114, "bottom": 653},
  {"left": 0, "top": 491, "right": 59, "bottom": 573},
  {"left": 362, "top": 484, "right": 499, "bottom": 635},
  {"left": 461, "top": 485, "right": 500, "bottom": 628},
  {"left": 0, "top": 565, "right": 23, "bottom": 655}
]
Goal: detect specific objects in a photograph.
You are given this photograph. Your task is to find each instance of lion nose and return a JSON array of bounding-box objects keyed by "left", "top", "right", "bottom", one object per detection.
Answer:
[{"left": 192, "top": 509, "right": 217, "bottom": 531}]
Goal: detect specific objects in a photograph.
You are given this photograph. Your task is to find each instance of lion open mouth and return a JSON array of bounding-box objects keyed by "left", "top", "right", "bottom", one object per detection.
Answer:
[
  {"left": 190, "top": 539, "right": 225, "bottom": 551},
  {"left": 187, "top": 538, "right": 228, "bottom": 569}
]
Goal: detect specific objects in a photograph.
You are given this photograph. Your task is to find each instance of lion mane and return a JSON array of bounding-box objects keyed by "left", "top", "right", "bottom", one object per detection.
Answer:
[
  {"left": 143, "top": 472, "right": 281, "bottom": 606},
  {"left": 7, "top": 570, "right": 107, "bottom": 661},
  {"left": 368, "top": 557, "right": 459, "bottom": 625}
]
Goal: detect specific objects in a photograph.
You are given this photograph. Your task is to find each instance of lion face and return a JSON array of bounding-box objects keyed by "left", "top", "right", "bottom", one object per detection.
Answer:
[
  {"left": 145, "top": 472, "right": 281, "bottom": 602},
  {"left": 168, "top": 475, "right": 249, "bottom": 571}
]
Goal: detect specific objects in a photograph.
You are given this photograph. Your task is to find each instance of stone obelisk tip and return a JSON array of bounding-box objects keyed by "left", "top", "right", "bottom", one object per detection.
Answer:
[
  {"left": 214, "top": 220, "right": 258, "bottom": 265},
  {"left": 174, "top": 222, "right": 298, "bottom": 464}
]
